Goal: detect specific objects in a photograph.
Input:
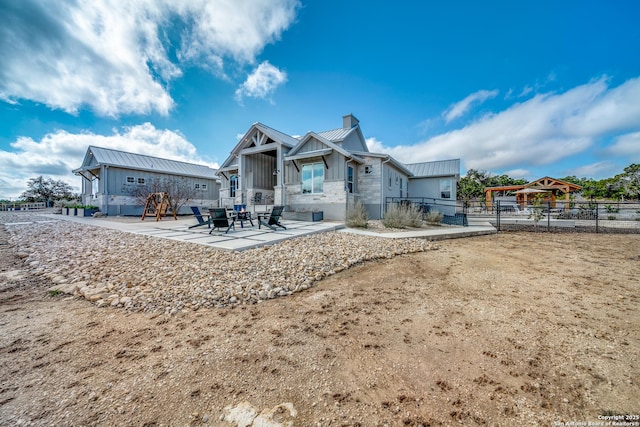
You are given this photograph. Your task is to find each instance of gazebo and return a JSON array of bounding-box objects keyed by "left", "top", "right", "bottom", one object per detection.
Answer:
[{"left": 485, "top": 177, "right": 582, "bottom": 210}]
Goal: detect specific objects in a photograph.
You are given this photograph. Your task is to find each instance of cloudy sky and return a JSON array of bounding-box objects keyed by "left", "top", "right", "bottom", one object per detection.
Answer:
[{"left": 1, "top": 0, "right": 640, "bottom": 199}]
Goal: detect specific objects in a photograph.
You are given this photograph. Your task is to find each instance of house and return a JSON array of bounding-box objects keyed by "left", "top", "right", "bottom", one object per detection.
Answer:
[
  {"left": 73, "top": 146, "right": 220, "bottom": 216},
  {"left": 216, "top": 114, "right": 460, "bottom": 220}
]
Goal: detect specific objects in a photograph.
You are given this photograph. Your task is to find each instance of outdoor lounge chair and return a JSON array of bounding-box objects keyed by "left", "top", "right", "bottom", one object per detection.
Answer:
[
  {"left": 209, "top": 208, "right": 235, "bottom": 234},
  {"left": 188, "top": 206, "right": 211, "bottom": 229},
  {"left": 258, "top": 205, "right": 287, "bottom": 231}
]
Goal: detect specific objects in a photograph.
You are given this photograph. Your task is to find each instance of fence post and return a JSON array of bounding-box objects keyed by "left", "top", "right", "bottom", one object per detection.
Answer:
[
  {"left": 547, "top": 201, "right": 551, "bottom": 231},
  {"left": 496, "top": 200, "right": 501, "bottom": 231},
  {"left": 595, "top": 202, "right": 599, "bottom": 233}
]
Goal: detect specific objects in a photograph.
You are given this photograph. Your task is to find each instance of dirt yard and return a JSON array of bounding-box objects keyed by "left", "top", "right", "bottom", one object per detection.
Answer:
[{"left": 1, "top": 228, "right": 639, "bottom": 426}]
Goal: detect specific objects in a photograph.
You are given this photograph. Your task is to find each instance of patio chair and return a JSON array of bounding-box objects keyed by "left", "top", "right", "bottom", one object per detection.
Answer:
[
  {"left": 208, "top": 208, "right": 235, "bottom": 234},
  {"left": 513, "top": 205, "right": 531, "bottom": 215},
  {"left": 188, "top": 206, "right": 211, "bottom": 229},
  {"left": 258, "top": 205, "right": 287, "bottom": 231}
]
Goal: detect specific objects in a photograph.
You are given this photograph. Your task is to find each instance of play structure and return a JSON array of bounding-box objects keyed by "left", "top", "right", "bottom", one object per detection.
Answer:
[{"left": 141, "top": 192, "right": 177, "bottom": 221}]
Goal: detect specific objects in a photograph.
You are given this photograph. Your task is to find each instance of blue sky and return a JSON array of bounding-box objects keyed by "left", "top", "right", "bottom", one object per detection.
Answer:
[{"left": 1, "top": 0, "right": 640, "bottom": 199}]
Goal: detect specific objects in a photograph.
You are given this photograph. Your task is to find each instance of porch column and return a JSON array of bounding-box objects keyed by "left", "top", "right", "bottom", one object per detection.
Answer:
[{"left": 275, "top": 145, "right": 284, "bottom": 205}]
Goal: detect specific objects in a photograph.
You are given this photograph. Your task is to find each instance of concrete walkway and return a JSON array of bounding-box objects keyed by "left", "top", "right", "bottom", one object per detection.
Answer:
[{"left": 38, "top": 214, "right": 497, "bottom": 251}]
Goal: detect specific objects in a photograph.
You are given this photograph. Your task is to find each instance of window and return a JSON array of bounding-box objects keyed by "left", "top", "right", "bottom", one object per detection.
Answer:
[
  {"left": 400, "top": 178, "right": 403, "bottom": 197},
  {"left": 302, "top": 162, "right": 324, "bottom": 194},
  {"left": 126, "top": 176, "right": 135, "bottom": 184},
  {"left": 388, "top": 170, "right": 392, "bottom": 189},
  {"left": 137, "top": 177, "right": 145, "bottom": 185},
  {"left": 364, "top": 165, "right": 373, "bottom": 175},
  {"left": 347, "top": 166, "right": 354, "bottom": 193},
  {"left": 230, "top": 175, "right": 238, "bottom": 198},
  {"left": 195, "top": 183, "right": 201, "bottom": 190},
  {"left": 195, "top": 183, "right": 207, "bottom": 191},
  {"left": 440, "top": 179, "right": 452, "bottom": 199}
]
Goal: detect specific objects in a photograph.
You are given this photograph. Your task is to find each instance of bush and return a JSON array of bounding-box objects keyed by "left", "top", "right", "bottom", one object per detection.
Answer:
[
  {"left": 382, "top": 203, "right": 424, "bottom": 228},
  {"left": 346, "top": 200, "right": 369, "bottom": 228},
  {"left": 424, "top": 210, "right": 443, "bottom": 224}
]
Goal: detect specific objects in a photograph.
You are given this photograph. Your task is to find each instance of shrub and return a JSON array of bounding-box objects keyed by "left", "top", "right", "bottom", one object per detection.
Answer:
[
  {"left": 425, "top": 210, "right": 443, "bottom": 224},
  {"left": 382, "top": 203, "right": 424, "bottom": 228},
  {"left": 346, "top": 200, "right": 369, "bottom": 228}
]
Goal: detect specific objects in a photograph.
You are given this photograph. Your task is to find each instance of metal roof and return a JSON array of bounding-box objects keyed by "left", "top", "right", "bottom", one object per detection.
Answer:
[
  {"left": 404, "top": 159, "right": 460, "bottom": 178},
  {"left": 316, "top": 127, "right": 354, "bottom": 142},
  {"left": 254, "top": 122, "right": 300, "bottom": 147},
  {"left": 75, "top": 146, "right": 218, "bottom": 179}
]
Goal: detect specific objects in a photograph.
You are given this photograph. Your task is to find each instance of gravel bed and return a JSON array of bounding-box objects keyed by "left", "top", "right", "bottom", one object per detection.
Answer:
[{"left": 2, "top": 211, "right": 437, "bottom": 313}]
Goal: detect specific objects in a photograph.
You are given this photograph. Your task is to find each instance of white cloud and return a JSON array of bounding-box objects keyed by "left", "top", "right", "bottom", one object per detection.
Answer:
[
  {"left": 0, "top": 0, "right": 299, "bottom": 117},
  {"left": 568, "top": 161, "right": 619, "bottom": 179},
  {"left": 365, "top": 137, "right": 386, "bottom": 153},
  {"left": 373, "top": 76, "right": 640, "bottom": 175},
  {"left": 443, "top": 89, "right": 498, "bottom": 123},
  {"left": 503, "top": 168, "right": 530, "bottom": 179},
  {"left": 0, "top": 123, "right": 217, "bottom": 199},
  {"left": 235, "top": 61, "right": 288, "bottom": 102},
  {"left": 607, "top": 131, "right": 640, "bottom": 158}
]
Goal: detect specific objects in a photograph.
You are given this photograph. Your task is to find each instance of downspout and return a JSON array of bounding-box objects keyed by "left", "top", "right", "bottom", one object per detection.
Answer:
[{"left": 381, "top": 157, "right": 391, "bottom": 219}]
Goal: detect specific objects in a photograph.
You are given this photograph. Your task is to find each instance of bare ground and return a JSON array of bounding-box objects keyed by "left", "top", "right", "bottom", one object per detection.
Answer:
[{"left": 1, "top": 227, "right": 639, "bottom": 426}]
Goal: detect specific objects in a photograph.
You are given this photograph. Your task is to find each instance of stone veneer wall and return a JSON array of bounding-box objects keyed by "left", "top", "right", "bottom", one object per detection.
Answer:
[
  {"left": 354, "top": 158, "right": 384, "bottom": 219},
  {"left": 285, "top": 180, "right": 346, "bottom": 220}
]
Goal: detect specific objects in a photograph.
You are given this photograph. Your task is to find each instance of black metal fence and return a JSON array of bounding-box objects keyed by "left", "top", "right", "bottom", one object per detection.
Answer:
[{"left": 477, "top": 200, "right": 640, "bottom": 233}]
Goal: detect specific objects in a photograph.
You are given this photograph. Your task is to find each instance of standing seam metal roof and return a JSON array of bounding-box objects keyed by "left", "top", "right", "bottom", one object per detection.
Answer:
[
  {"left": 316, "top": 127, "right": 354, "bottom": 142},
  {"left": 77, "top": 146, "right": 217, "bottom": 178},
  {"left": 404, "top": 159, "right": 460, "bottom": 177}
]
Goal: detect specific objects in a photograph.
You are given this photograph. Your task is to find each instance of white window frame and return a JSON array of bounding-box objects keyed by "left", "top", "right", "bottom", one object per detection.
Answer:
[
  {"left": 230, "top": 175, "right": 238, "bottom": 198},
  {"left": 440, "top": 179, "right": 452, "bottom": 199},
  {"left": 347, "top": 165, "right": 354, "bottom": 193},
  {"left": 302, "top": 162, "right": 324, "bottom": 194},
  {"left": 137, "top": 177, "right": 145, "bottom": 185},
  {"left": 126, "top": 176, "right": 135, "bottom": 184}
]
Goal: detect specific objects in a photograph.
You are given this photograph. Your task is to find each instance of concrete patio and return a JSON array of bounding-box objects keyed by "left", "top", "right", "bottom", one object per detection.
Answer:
[{"left": 33, "top": 213, "right": 497, "bottom": 251}]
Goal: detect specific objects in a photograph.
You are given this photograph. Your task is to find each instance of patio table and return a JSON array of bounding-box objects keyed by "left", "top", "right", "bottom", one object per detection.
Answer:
[{"left": 231, "top": 211, "right": 254, "bottom": 228}]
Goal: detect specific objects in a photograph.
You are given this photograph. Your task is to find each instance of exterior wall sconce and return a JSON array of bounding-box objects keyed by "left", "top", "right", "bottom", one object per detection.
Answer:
[{"left": 273, "top": 169, "right": 280, "bottom": 175}]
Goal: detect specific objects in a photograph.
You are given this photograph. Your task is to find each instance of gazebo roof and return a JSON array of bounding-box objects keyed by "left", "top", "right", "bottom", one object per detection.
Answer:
[{"left": 484, "top": 176, "right": 582, "bottom": 193}]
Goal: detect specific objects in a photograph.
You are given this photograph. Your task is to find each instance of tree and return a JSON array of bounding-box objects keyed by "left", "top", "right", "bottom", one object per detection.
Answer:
[
  {"left": 457, "top": 169, "right": 528, "bottom": 201},
  {"left": 128, "top": 177, "right": 197, "bottom": 214},
  {"left": 618, "top": 163, "right": 640, "bottom": 200},
  {"left": 20, "top": 176, "right": 74, "bottom": 207}
]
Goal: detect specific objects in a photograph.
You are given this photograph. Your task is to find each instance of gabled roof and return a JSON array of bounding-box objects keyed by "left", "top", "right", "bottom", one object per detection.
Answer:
[
  {"left": 73, "top": 146, "right": 217, "bottom": 179},
  {"left": 252, "top": 122, "right": 300, "bottom": 147},
  {"left": 316, "top": 124, "right": 369, "bottom": 152},
  {"left": 350, "top": 151, "right": 414, "bottom": 176},
  {"left": 316, "top": 127, "right": 355, "bottom": 142},
  {"left": 286, "top": 132, "right": 364, "bottom": 163},
  {"left": 525, "top": 176, "right": 582, "bottom": 190},
  {"left": 484, "top": 176, "right": 582, "bottom": 192},
  {"left": 405, "top": 159, "right": 460, "bottom": 178},
  {"left": 218, "top": 122, "right": 300, "bottom": 171}
]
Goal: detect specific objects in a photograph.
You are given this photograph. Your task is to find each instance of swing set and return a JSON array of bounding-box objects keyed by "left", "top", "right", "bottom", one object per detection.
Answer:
[{"left": 141, "top": 192, "right": 177, "bottom": 221}]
